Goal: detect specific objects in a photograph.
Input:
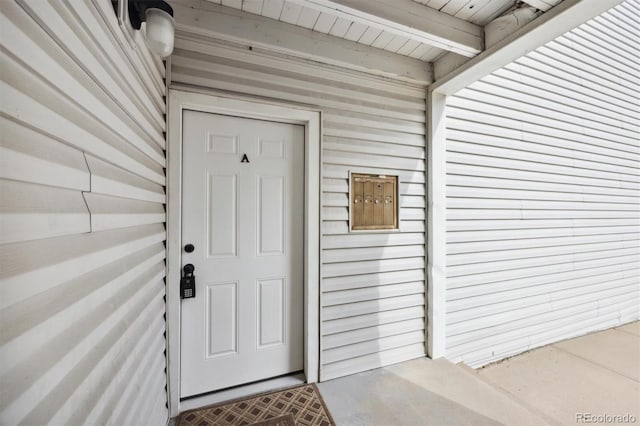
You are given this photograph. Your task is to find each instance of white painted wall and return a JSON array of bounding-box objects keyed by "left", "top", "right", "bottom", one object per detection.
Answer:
[
  {"left": 170, "top": 27, "right": 428, "bottom": 381},
  {"left": 444, "top": 0, "right": 640, "bottom": 367},
  {"left": 0, "top": 1, "right": 168, "bottom": 424}
]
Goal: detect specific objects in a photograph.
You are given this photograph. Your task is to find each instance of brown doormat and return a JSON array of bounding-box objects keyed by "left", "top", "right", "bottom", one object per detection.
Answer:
[
  {"left": 251, "top": 413, "right": 296, "bottom": 426},
  {"left": 177, "top": 384, "right": 335, "bottom": 426}
]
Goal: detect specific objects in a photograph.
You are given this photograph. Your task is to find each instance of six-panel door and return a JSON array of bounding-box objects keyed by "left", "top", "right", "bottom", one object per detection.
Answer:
[{"left": 180, "top": 110, "right": 304, "bottom": 397}]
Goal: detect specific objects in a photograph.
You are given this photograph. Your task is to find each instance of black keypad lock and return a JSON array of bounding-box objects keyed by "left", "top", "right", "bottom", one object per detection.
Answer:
[{"left": 181, "top": 264, "right": 196, "bottom": 299}]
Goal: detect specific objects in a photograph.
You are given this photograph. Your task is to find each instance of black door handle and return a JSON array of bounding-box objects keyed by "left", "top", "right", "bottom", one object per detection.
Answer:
[{"left": 181, "top": 264, "right": 196, "bottom": 299}]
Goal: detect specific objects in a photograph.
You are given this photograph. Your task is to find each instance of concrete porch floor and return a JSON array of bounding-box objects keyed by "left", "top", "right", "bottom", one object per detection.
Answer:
[{"left": 318, "top": 321, "right": 640, "bottom": 425}]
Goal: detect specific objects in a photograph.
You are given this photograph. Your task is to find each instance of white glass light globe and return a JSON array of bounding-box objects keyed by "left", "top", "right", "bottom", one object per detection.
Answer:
[{"left": 144, "top": 8, "right": 175, "bottom": 57}]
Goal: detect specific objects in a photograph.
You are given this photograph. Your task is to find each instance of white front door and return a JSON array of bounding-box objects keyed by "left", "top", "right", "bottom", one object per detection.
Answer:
[{"left": 180, "top": 110, "right": 304, "bottom": 398}]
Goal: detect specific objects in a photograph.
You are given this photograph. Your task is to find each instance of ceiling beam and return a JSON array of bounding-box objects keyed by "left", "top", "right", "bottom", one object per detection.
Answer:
[
  {"left": 170, "top": 0, "right": 433, "bottom": 84},
  {"left": 520, "top": 0, "right": 562, "bottom": 12},
  {"left": 430, "top": 0, "right": 623, "bottom": 95},
  {"left": 433, "top": 52, "right": 469, "bottom": 81},
  {"left": 287, "top": 0, "right": 484, "bottom": 57}
]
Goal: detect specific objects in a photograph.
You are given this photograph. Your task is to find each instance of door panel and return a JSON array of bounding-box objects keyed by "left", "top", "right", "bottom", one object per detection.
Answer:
[
  {"left": 257, "top": 175, "right": 284, "bottom": 255},
  {"left": 257, "top": 278, "right": 285, "bottom": 348},
  {"left": 207, "top": 133, "right": 239, "bottom": 155},
  {"left": 206, "top": 282, "right": 238, "bottom": 358},
  {"left": 180, "top": 110, "right": 304, "bottom": 397},
  {"left": 207, "top": 174, "right": 237, "bottom": 257}
]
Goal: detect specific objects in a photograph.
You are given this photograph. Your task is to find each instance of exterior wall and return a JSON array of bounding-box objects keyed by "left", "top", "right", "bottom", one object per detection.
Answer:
[
  {"left": 444, "top": 0, "right": 640, "bottom": 367},
  {"left": 0, "top": 1, "right": 168, "bottom": 424},
  {"left": 171, "top": 32, "right": 428, "bottom": 381}
]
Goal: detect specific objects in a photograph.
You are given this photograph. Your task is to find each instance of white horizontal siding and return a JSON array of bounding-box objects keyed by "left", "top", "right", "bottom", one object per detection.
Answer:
[
  {"left": 170, "top": 25, "right": 427, "bottom": 380},
  {"left": 0, "top": 0, "right": 167, "bottom": 424},
  {"left": 444, "top": 0, "right": 640, "bottom": 368}
]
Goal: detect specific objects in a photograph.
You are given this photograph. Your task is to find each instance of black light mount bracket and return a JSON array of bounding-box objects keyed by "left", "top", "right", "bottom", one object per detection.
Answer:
[
  {"left": 110, "top": 0, "right": 174, "bottom": 28},
  {"left": 127, "top": 0, "right": 174, "bottom": 30}
]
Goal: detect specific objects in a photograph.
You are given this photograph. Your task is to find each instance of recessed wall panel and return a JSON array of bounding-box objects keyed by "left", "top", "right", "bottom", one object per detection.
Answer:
[
  {"left": 257, "top": 278, "right": 285, "bottom": 348},
  {"left": 257, "top": 176, "right": 284, "bottom": 255},
  {"left": 208, "top": 174, "right": 237, "bottom": 257},
  {"left": 206, "top": 282, "right": 238, "bottom": 358}
]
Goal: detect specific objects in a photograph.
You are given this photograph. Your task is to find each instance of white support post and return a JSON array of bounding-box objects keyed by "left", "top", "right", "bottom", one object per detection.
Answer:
[{"left": 426, "top": 91, "right": 447, "bottom": 359}]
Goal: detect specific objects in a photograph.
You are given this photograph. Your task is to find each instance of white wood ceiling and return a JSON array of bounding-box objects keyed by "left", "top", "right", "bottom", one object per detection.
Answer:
[
  {"left": 206, "top": 0, "right": 449, "bottom": 61},
  {"left": 203, "top": 0, "right": 560, "bottom": 63},
  {"left": 411, "top": 0, "right": 516, "bottom": 25}
]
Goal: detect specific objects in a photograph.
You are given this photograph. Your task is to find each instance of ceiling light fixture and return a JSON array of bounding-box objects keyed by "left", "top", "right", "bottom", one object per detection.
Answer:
[{"left": 127, "top": 0, "right": 175, "bottom": 57}]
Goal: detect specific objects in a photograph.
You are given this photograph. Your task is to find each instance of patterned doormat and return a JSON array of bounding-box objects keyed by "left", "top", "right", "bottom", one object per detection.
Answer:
[{"left": 177, "top": 384, "right": 335, "bottom": 426}]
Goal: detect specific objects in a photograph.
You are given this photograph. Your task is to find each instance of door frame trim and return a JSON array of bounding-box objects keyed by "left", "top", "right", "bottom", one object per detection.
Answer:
[{"left": 166, "top": 89, "right": 321, "bottom": 416}]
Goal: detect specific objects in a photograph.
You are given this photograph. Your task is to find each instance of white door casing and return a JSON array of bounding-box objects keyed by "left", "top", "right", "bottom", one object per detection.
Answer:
[
  {"left": 180, "top": 110, "right": 304, "bottom": 397},
  {"left": 166, "top": 90, "right": 320, "bottom": 415}
]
